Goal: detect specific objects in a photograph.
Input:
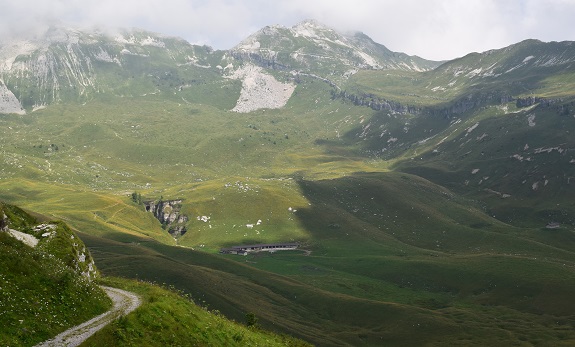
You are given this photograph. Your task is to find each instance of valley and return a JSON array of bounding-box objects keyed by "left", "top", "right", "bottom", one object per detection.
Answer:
[{"left": 1, "top": 20, "right": 574, "bottom": 346}]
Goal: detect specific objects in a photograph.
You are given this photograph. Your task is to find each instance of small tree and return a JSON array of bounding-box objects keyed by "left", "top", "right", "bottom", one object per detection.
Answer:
[
  {"left": 131, "top": 192, "right": 142, "bottom": 205},
  {"left": 245, "top": 312, "right": 258, "bottom": 328}
]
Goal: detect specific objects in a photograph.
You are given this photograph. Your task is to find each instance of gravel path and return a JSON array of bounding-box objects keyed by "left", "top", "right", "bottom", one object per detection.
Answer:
[{"left": 34, "top": 286, "right": 141, "bottom": 347}]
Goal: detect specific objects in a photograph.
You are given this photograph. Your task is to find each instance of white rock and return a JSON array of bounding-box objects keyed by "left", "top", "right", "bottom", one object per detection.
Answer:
[
  {"left": 7, "top": 229, "right": 39, "bottom": 248},
  {"left": 226, "top": 64, "right": 295, "bottom": 113},
  {"left": 0, "top": 80, "right": 25, "bottom": 115}
]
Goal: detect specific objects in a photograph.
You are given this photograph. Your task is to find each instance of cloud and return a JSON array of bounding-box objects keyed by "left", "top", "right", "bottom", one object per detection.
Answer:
[{"left": 0, "top": 0, "right": 573, "bottom": 60}]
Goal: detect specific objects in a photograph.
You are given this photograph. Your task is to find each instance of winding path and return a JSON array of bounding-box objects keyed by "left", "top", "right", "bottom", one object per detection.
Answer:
[{"left": 34, "top": 286, "right": 141, "bottom": 347}]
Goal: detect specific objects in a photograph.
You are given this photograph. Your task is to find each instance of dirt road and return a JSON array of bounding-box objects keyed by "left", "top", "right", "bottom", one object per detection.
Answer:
[{"left": 34, "top": 286, "right": 141, "bottom": 347}]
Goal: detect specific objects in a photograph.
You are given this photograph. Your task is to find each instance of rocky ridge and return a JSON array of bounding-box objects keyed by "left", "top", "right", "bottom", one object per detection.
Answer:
[
  {"left": 0, "top": 26, "right": 215, "bottom": 112},
  {"left": 231, "top": 20, "right": 439, "bottom": 75},
  {"left": 3, "top": 21, "right": 573, "bottom": 117}
]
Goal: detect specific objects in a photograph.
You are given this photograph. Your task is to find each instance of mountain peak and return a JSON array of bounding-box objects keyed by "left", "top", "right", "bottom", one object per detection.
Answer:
[
  {"left": 231, "top": 19, "right": 440, "bottom": 77},
  {"left": 292, "top": 19, "right": 330, "bottom": 30},
  {"left": 295, "top": 18, "right": 324, "bottom": 26},
  {"left": 43, "top": 25, "right": 82, "bottom": 44},
  {"left": 291, "top": 19, "right": 339, "bottom": 40}
]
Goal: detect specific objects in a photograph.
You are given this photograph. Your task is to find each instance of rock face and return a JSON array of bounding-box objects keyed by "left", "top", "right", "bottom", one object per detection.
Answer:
[
  {"left": 144, "top": 199, "right": 188, "bottom": 237},
  {"left": 0, "top": 213, "right": 7, "bottom": 231},
  {"left": 0, "top": 80, "right": 25, "bottom": 114},
  {"left": 226, "top": 64, "right": 296, "bottom": 113},
  {"left": 0, "top": 26, "right": 217, "bottom": 112}
]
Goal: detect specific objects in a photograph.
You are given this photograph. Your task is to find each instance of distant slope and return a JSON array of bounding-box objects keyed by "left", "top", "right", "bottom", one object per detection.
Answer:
[
  {"left": 342, "top": 39, "right": 575, "bottom": 108},
  {"left": 329, "top": 39, "right": 575, "bottom": 226}
]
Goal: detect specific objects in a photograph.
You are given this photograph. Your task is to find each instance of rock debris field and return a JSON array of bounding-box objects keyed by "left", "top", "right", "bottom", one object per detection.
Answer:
[{"left": 34, "top": 286, "right": 141, "bottom": 347}]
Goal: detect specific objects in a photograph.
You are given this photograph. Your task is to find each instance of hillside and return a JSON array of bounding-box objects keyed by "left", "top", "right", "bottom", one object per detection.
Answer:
[
  {"left": 336, "top": 39, "right": 575, "bottom": 226},
  {"left": 78, "top": 172, "right": 575, "bottom": 345},
  {"left": 1, "top": 20, "right": 575, "bottom": 346},
  {"left": 0, "top": 202, "right": 309, "bottom": 346},
  {"left": 0, "top": 202, "right": 111, "bottom": 347},
  {"left": 82, "top": 277, "right": 310, "bottom": 347}
]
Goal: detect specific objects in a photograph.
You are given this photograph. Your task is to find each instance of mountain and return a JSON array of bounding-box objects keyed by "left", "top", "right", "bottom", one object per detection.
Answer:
[
  {"left": 1, "top": 20, "right": 575, "bottom": 346},
  {"left": 334, "top": 38, "right": 575, "bottom": 226},
  {"left": 435, "top": 39, "right": 575, "bottom": 80},
  {"left": 231, "top": 19, "right": 440, "bottom": 78},
  {"left": 0, "top": 26, "right": 225, "bottom": 111},
  {"left": 0, "top": 20, "right": 442, "bottom": 114}
]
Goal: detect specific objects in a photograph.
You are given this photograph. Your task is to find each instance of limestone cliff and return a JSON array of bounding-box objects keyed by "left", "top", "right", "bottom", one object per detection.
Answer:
[{"left": 144, "top": 199, "right": 188, "bottom": 237}]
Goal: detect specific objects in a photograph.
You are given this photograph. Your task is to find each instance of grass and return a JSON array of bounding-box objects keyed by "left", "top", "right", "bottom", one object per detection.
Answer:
[
  {"left": 80, "top": 225, "right": 575, "bottom": 346},
  {"left": 0, "top": 203, "right": 111, "bottom": 347},
  {"left": 83, "top": 277, "right": 310, "bottom": 347},
  {"left": 80, "top": 233, "right": 462, "bottom": 346},
  {"left": 75, "top": 172, "right": 575, "bottom": 345}
]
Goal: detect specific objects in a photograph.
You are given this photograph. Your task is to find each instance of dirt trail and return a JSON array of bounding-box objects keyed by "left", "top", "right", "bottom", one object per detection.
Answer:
[{"left": 34, "top": 286, "right": 141, "bottom": 347}]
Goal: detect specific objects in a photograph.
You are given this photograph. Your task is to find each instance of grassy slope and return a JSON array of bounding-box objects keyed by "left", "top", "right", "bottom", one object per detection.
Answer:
[
  {"left": 332, "top": 48, "right": 575, "bottom": 227},
  {"left": 83, "top": 277, "right": 310, "bottom": 347},
  {"left": 395, "top": 99, "right": 575, "bottom": 226},
  {"left": 1, "top": 87, "right": 574, "bottom": 345},
  {"left": 78, "top": 171, "right": 575, "bottom": 346},
  {"left": 0, "top": 76, "right": 376, "bottom": 249},
  {"left": 80, "top": 232, "right": 463, "bottom": 346},
  {"left": 0, "top": 203, "right": 111, "bottom": 347},
  {"left": 81, "top": 229, "right": 575, "bottom": 346}
]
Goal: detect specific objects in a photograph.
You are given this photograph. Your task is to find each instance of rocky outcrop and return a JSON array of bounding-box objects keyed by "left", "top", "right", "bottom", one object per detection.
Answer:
[
  {"left": 515, "top": 96, "right": 562, "bottom": 108},
  {"left": 144, "top": 199, "right": 188, "bottom": 237},
  {"left": 334, "top": 90, "right": 423, "bottom": 115},
  {"left": 336, "top": 90, "right": 515, "bottom": 117},
  {"left": 427, "top": 93, "right": 510, "bottom": 118},
  {"left": 0, "top": 80, "right": 25, "bottom": 114},
  {"left": 0, "top": 213, "right": 7, "bottom": 231},
  {"left": 229, "top": 51, "right": 291, "bottom": 71}
]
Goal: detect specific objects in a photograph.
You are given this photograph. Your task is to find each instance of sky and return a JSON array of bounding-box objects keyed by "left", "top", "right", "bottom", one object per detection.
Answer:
[{"left": 1, "top": 0, "right": 574, "bottom": 61}]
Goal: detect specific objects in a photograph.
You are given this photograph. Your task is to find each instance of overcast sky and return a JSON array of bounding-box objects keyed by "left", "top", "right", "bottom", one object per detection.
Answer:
[{"left": 1, "top": 0, "right": 574, "bottom": 60}]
